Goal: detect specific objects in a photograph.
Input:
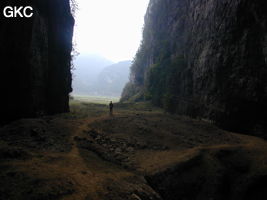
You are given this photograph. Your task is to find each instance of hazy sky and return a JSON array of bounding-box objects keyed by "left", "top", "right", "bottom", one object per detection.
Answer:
[{"left": 74, "top": 0, "right": 149, "bottom": 62}]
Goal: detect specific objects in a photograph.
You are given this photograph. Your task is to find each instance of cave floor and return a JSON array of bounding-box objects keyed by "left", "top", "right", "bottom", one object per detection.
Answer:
[{"left": 0, "top": 101, "right": 267, "bottom": 200}]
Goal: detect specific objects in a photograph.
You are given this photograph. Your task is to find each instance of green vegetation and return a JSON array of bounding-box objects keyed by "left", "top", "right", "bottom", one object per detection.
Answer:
[
  {"left": 123, "top": 48, "right": 188, "bottom": 114},
  {"left": 121, "top": 1, "right": 188, "bottom": 114},
  {"left": 120, "top": 83, "right": 144, "bottom": 102},
  {"left": 146, "top": 55, "right": 187, "bottom": 112}
]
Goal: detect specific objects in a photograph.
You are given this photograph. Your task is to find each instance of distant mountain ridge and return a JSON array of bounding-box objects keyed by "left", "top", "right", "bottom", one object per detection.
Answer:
[
  {"left": 72, "top": 54, "right": 131, "bottom": 97},
  {"left": 72, "top": 54, "right": 113, "bottom": 95},
  {"left": 95, "top": 60, "right": 131, "bottom": 97}
]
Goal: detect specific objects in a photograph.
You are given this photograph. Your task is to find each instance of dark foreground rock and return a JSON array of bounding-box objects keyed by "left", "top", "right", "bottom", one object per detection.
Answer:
[
  {"left": 0, "top": 102, "right": 267, "bottom": 200},
  {"left": 81, "top": 111, "right": 267, "bottom": 200},
  {"left": 146, "top": 146, "right": 267, "bottom": 200},
  {"left": 0, "top": 0, "right": 74, "bottom": 124}
]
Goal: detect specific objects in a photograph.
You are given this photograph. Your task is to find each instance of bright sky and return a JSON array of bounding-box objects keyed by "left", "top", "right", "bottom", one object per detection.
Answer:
[{"left": 74, "top": 0, "right": 149, "bottom": 62}]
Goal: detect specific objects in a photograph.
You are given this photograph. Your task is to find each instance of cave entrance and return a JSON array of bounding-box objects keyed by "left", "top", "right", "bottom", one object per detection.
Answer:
[{"left": 70, "top": 0, "right": 149, "bottom": 102}]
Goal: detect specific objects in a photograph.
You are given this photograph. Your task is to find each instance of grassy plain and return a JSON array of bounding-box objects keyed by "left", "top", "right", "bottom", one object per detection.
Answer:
[{"left": 71, "top": 95, "right": 119, "bottom": 104}]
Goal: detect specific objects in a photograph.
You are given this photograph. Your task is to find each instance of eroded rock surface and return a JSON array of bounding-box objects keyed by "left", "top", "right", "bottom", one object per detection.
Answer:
[
  {"left": 122, "top": 0, "right": 267, "bottom": 136},
  {"left": 0, "top": 0, "right": 74, "bottom": 124}
]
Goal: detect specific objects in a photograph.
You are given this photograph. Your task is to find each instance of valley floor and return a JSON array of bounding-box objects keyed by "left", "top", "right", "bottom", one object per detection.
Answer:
[{"left": 0, "top": 100, "right": 267, "bottom": 200}]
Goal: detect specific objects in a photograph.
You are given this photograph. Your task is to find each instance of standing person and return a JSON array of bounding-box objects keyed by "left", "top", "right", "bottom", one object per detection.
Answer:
[{"left": 109, "top": 101, "right": 113, "bottom": 116}]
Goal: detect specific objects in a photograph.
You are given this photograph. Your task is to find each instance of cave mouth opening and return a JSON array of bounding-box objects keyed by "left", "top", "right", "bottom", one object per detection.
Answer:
[{"left": 70, "top": 0, "right": 149, "bottom": 99}]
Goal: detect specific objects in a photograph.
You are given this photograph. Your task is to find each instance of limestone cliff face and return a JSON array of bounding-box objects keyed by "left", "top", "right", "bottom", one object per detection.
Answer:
[
  {"left": 122, "top": 0, "right": 267, "bottom": 136},
  {"left": 0, "top": 0, "right": 74, "bottom": 123}
]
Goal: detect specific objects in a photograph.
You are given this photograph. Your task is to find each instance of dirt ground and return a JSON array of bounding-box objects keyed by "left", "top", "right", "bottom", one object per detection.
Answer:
[{"left": 0, "top": 101, "right": 267, "bottom": 200}]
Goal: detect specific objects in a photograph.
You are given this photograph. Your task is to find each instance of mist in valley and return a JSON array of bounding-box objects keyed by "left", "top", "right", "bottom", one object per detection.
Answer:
[
  {"left": 71, "top": 54, "right": 131, "bottom": 97},
  {"left": 71, "top": 0, "right": 149, "bottom": 99}
]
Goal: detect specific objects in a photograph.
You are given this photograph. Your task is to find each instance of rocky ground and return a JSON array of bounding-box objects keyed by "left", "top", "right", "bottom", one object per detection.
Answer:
[{"left": 0, "top": 101, "right": 267, "bottom": 200}]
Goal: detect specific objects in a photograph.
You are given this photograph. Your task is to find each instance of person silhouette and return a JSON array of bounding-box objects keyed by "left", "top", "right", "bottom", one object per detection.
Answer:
[{"left": 109, "top": 101, "right": 113, "bottom": 116}]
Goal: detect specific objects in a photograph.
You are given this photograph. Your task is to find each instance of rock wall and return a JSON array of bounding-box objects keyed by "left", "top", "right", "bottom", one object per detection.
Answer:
[
  {"left": 122, "top": 0, "right": 267, "bottom": 136},
  {"left": 0, "top": 0, "right": 74, "bottom": 124}
]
